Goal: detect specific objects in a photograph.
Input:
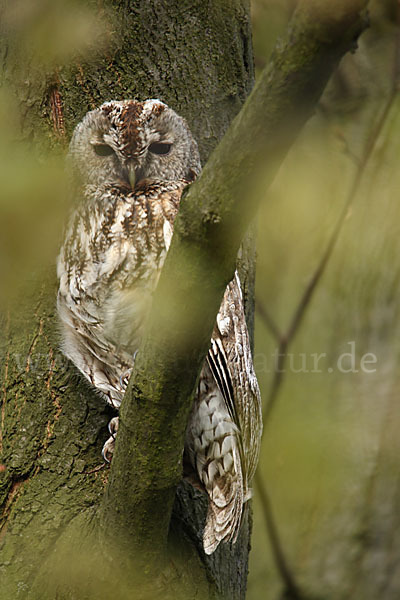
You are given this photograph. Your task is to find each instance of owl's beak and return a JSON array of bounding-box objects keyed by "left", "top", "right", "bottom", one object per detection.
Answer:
[{"left": 127, "top": 163, "right": 136, "bottom": 190}]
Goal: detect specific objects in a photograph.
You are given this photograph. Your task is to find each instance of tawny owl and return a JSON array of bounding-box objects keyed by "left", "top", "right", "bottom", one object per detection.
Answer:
[{"left": 57, "top": 99, "right": 262, "bottom": 555}]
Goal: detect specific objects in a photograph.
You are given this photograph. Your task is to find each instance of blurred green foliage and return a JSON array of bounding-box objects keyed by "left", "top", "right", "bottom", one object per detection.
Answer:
[
  {"left": 249, "top": 1, "right": 400, "bottom": 598},
  {"left": 1, "top": 0, "right": 110, "bottom": 67},
  {"left": 0, "top": 0, "right": 112, "bottom": 307},
  {"left": 0, "top": 88, "right": 65, "bottom": 305}
]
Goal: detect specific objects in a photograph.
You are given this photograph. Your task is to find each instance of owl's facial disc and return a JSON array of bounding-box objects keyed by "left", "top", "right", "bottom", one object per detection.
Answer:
[{"left": 68, "top": 99, "right": 201, "bottom": 189}]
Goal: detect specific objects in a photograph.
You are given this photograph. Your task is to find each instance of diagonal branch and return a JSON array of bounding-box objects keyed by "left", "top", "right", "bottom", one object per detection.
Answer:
[{"left": 98, "top": 0, "right": 369, "bottom": 567}]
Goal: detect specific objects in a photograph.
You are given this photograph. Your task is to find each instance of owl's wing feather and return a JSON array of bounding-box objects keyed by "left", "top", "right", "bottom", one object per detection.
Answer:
[
  {"left": 207, "top": 339, "right": 237, "bottom": 425},
  {"left": 210, "top": 272, "right": 262, "bottom": 483},
  {"left": 194, "top": 272, "right": 262, "bottom": 554},
  {"left": 203, "top": 440, "right": 244, "bottom": 555}
]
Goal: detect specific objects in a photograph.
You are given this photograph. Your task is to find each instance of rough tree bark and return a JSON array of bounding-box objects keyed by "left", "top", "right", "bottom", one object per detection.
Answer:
[
  {"left": 0, "top": 2, "right": 255, "bottom": 599},
  {"left": 0, "top": 1, "right": 368, "bottom": 599}
]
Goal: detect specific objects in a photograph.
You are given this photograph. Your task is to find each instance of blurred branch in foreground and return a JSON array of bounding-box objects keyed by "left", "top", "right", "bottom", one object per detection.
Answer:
[{"left": 100, "top": 0, "right": 370, "bottom": 575}]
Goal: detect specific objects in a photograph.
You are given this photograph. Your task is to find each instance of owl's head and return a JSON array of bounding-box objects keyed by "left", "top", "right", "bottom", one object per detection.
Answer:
[{"left": 68, "top": 99, "right": 201, "bottom": 189}]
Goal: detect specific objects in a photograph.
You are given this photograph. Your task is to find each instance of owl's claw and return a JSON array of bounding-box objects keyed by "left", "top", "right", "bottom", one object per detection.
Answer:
[
  {"left": 108, "top": 416, "right": 119, "bottom": 436},
  {"left": 101, "top": 437, "right": 114, "bottom": 463},
  {"left": 102, "top": 417, "right": 119, "bottom": 462}
]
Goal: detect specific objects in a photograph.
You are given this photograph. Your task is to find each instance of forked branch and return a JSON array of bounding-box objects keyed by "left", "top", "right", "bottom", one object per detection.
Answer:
[{"left": 99, "top": 0, "right": 370, "bottom": 567}]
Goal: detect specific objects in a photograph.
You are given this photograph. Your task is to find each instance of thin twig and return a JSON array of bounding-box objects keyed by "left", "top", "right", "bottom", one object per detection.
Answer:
[
  {"left": 255, "top": 471, "right": 304, "bottom": 600},
  {"left": 84, "top": 463, "right": 107, "bottom": 475},
  {"left": 262, "top": 87, "right": 398, "bottom": 427},
  {"left": 256, "top": 298, "right": 283, "bottom": 342}
]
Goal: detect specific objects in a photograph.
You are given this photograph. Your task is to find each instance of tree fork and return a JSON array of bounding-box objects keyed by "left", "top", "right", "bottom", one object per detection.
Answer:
[{"left": 99, "top": 0, "right": 369, "bottom": 572}]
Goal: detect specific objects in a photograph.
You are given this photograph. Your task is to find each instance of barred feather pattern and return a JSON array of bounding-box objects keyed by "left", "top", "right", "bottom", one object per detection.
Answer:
[
  {"left": 187, "top": 272, "right": 262, "bottom": 554},
  {"left": 57, "top": 99, "right": 262, "bottom": 555},
  {"left": 57, "top": 179, "right": 181, "bottom": 408}
]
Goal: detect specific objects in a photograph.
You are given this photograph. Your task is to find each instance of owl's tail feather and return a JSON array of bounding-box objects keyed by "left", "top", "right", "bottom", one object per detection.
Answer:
[{"left": 203, "top": 445, "right": 244, "bottom": 555}]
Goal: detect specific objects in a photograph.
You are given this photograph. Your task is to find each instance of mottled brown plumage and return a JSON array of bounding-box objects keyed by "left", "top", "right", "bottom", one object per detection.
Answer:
[{"left": 57, "top": 99, "right": 262, "bottom": 554}]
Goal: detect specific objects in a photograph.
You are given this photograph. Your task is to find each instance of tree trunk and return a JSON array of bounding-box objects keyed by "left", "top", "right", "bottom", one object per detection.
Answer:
[{"left": 0, "top": 1, "right": 255, "bottom": 599}]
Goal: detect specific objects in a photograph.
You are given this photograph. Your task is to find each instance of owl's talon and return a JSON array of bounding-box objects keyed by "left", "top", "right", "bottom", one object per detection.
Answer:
[
  {"left": 108, "top": 416, "right": 119, "bottom": 436},
  {"left": 102, "top": 417, "right": 119, "bottom": 462},
  {"left": 102, "top": 436, "right": 115, "bottom": 463}
]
